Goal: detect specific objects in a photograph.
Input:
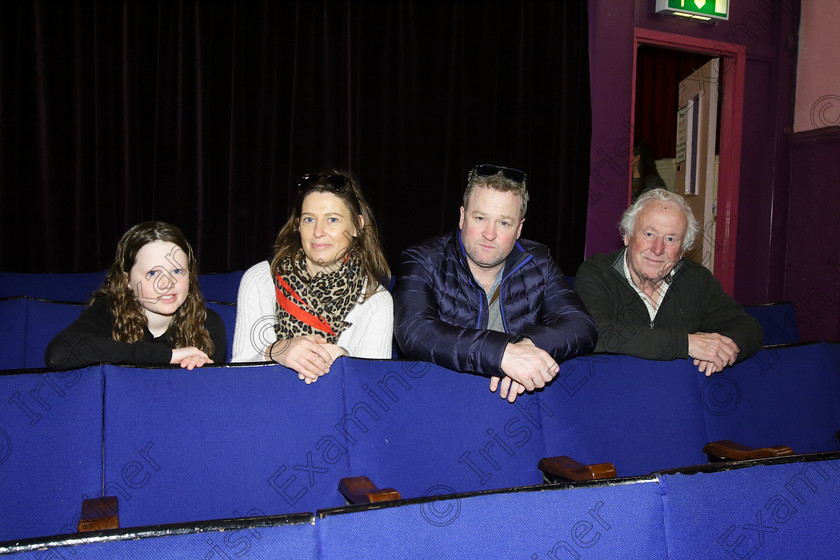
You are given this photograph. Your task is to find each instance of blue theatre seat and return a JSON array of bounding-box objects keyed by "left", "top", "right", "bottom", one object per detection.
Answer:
[
  {"left": 0, "top": 367, "right": 104, "bottom": 542},
  {"left": 659, "top": 456, "right": 840, "bottom": 559},
  {"left": 0, "top": 269, "right": 242, "bottom": 305},
  {"left": 0, "top": 297, "right": 27, "bottom": 370},
  {"left": 1, "top": 343, "right": 837, "bottom": 545},
  {"left": 318, "top": 476, "right": 667, "bottom": 559},
  {"left": 0, "top": 271, "right": 105, "bottom": 302},
  {"left": 700, "top": 343, "right": 840, "bottom": 456},
  {"left": 0, "top": 297, "right": 231, "bottom": 372},
  {"left": 23, "top": 299, "right": 85, "bottom": 369},
  {"left": 102, "top": 363, "right": 350, "bottom": 528},
  {"left": 0, "top": 514, "right": 317, "bottom": 559},
  {"left": 821, "top": 341, "right": 840, "bottom": 417},
  {"left": 205, "top": 301, "right": 236, "bottom": 361},
  {"left": 743, "top": 302, "right": 800, "bottom": 345},
  {"left": 0, "top": 298, "right": 87, "bottom": 371},
  {"left": 199, "top": 270, "right": 245, "bottom": 304},
  {"left": 341, "top": 359, "right": 548, "bottom": 498},
  {"left": 538, "top": 344, "right": 840, "bottom": 478},
  {"left": 540, "top": 354, "right": 710, "bottom": 477}
]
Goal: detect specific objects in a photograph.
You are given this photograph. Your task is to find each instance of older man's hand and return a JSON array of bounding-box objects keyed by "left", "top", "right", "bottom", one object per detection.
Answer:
[{"left": 688, "top": 332, "right": 740, "bottom": 374}]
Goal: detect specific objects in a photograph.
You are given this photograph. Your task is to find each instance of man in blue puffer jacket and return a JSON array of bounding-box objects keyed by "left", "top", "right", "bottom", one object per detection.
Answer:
[{"left": 393, "top": 164, "right": 597, "bottom": 403}]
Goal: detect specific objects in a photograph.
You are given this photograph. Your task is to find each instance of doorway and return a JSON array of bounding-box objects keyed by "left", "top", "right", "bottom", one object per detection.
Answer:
[
  {"left": 633, "top": 45, "right": 719, "bottom": 268},
  {"left": 631, "top": 29, "right": 746, "bottom": 294}
]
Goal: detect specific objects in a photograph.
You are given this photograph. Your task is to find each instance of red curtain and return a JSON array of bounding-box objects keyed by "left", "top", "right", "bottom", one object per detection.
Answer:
[{"left": 633, "top": 45, "right": 719, "bottom": 163}]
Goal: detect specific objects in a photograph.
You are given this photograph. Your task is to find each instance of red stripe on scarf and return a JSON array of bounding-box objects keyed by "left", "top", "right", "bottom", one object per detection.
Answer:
[{"left": 274, "top": 274, "right": 336, "bottom": 336}]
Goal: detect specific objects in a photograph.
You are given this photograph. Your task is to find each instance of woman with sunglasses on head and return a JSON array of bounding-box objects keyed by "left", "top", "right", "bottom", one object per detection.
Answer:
[
  {"left": 45, "top": 221, "right": 226, "bottom": 370},
  {"left": 232, "top": 169, "right": 393, "bottom": 382}
]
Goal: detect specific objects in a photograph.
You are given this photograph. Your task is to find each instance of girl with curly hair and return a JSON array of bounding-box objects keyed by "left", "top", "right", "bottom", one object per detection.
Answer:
[{"left": 45, "top": 221, "right": 226, "bottom": 369}]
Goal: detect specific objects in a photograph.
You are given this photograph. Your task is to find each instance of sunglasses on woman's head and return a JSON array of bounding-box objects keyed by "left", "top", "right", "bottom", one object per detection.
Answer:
[
  {"left": 468, "top": 164, "right": 527, "bottom": 184},
  {"left": 297, "top": 173, "right": 350, "bottom": 193}
]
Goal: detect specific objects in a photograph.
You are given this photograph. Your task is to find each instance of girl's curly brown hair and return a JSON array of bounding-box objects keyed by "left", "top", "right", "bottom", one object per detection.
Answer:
[{"left": 92, "top": 221, "right": 214, "bottom": 356}]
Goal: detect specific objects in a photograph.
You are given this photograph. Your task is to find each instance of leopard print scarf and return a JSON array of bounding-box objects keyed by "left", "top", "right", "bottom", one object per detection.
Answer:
[{"left": 273, "top": 250, "right": 365, "bottom": 344}]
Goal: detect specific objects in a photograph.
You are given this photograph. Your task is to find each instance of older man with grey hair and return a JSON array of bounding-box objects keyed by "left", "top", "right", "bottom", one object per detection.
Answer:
[{"left": 574, "top": 189, "right": 763, "bottom": 375}]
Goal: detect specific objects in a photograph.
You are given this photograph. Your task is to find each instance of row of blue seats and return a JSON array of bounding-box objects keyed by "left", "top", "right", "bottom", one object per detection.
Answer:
[
  {"left": 1, "top": 343, "right": 838, "bottom": 543},
  {"left": 2, "top": 453, "right": 838, "bottom": 558},
  {"left": 0, "top": 297, "right": 236, "bottom": 370},
  {"left": 0, "top": 295, "right": 801, "bottom": 371},
  {"left": 0, "top": 270, "right": 244, "bottom": 303},
  {"left": 0, "top": 270, "right": 803, "bottom": 343}
]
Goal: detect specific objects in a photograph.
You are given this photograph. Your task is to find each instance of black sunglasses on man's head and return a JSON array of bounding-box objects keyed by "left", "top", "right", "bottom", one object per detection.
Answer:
[{"left": 469, "top": 164, "right": 527, "bottom": 184}]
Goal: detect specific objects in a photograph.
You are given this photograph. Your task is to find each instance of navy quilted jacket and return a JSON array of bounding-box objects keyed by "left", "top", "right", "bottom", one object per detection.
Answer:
[{"left": 393, "top": 231, "right": 597, "bottom": 377}]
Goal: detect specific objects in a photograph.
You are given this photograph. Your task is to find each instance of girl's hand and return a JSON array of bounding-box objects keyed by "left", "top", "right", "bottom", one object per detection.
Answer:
[{"left": 171, "top": 346, "right": 213, "bottom": 370}]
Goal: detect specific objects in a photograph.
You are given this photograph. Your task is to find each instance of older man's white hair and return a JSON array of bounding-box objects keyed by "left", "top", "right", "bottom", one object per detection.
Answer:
[{"left": 619, "top": 189, "right": 699, "bottom": 252}]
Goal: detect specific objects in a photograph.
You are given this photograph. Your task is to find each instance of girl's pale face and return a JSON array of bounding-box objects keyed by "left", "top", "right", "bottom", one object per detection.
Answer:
[
  {"left": 298, "top": 191, "right": 363, "bottom": 275},
  {"left": 127, "top": 240, "right": 190, "bottom": 320}
]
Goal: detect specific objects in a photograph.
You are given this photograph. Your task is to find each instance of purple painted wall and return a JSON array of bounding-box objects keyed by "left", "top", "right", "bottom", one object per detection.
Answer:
[
  {"left": 585, "top": 2, "right": 636, "bottom": 260},
  {"left": 586, "top": 0, "right": 799, "bottom": 306},
  {"left": 793, "top": 0, "right": 840, "bottom": 132},
  {"left": 786, "top": 129, "right": 840, "bottom": 341}
]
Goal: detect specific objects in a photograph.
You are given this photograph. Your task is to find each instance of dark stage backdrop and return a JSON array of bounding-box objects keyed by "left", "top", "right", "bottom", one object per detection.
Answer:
[{"left": 0, "top": 0, "right": 590, "bottom": 277}]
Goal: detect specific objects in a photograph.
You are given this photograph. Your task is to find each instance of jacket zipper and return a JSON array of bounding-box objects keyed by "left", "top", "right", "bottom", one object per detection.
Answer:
[{"left": 499, "top": 254, "right": 533, "bottom": 333}]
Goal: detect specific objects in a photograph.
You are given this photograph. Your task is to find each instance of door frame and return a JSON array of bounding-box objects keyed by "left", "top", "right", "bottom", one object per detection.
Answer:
[{"left": 631, "top": 28, "right": 746, "bottom": 294}]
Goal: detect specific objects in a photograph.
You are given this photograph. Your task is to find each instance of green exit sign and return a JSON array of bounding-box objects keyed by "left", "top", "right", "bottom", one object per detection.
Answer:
[{"left": 655, "top": 0, "right": 730, "bottom": 21}]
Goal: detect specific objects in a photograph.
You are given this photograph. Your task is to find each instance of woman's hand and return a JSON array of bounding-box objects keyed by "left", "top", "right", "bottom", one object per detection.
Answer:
[
  {"left": 267, "top": 334, "right": 338, "bottom": 383},
  {"left": 171, "top": 346, "right": 214, "bottom": 370},
  {"left": 295, "top": 343, "right": 347, "bottom": 384},
  {"left": 323, "top": 343, "right": 348, "bottom": 362}
]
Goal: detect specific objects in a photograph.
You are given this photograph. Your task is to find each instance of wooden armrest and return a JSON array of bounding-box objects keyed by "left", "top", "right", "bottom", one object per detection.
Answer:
[
  {"left": 77, "top": 496, "right": 119, "bottom": 532},
  {"left": 538, "top": 456, "right": 617, "bottom": 482},
  {"left": 703, "top": 440, "right": 795, "bottom": 463},
  {"left": 339, "top": 476, "right": 400, "bottom": 505}
]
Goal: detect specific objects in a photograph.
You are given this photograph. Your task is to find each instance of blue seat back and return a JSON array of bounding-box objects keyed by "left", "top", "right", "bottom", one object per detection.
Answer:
[
  {"left": 198, "top": 270, "right": 245, "bottom": 303},
  {"left": 342, "top": 359, "right": 547, "bottom": 498},
  {"left": 540, "top": 354, "right": 709, "bottom": 476},
  {"left": 0, "top": 298, "right": 27, "bottom": 370},
  {"left": 659, "top": 457, "right": 840, "bottom": 559},
  {"left": 0, "top": 367, "right": 104, "bottom": 542},
  {"left": 0, "top": 270, "right": 246, "bottom": 304},
  {"left": 24, "top": 299, "right": 85, "bottom": 369},
  {"left": 823, "top": 342, "right": 840, "bottom": 452},
  {"left": 102, "top": 363, "right": 349, "bottom": 528},
  {"left": 1, "top": 343, "right": 838, "bottom": 544},
  {"left": 0, "top": 297, "right": 231, "bottom": 371},
  {"left": 318, "top": 476, "right": 667, "bottom": 559},
  {"left": 0, "top": 271, "right": 105, "bottom": 302},
  {"left": 743, "top": 302, "right": 800, "bottom": 345},
  {"left": 205, "top": 301, "right": 237, "bottom": 361},
  {"left": 0, "top": 298, "right": 85, "bottom": 371},
  {"left": 701, "top": 343, "right": 840, "bottom": 454}
]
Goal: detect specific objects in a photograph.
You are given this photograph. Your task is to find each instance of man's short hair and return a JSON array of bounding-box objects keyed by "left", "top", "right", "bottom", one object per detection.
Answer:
[
  {"left": 619, "top": 188, "right": 699, "bottom": 252},
  {"left": 463, "top": 165, "right": 529, "bottom": 220}
]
